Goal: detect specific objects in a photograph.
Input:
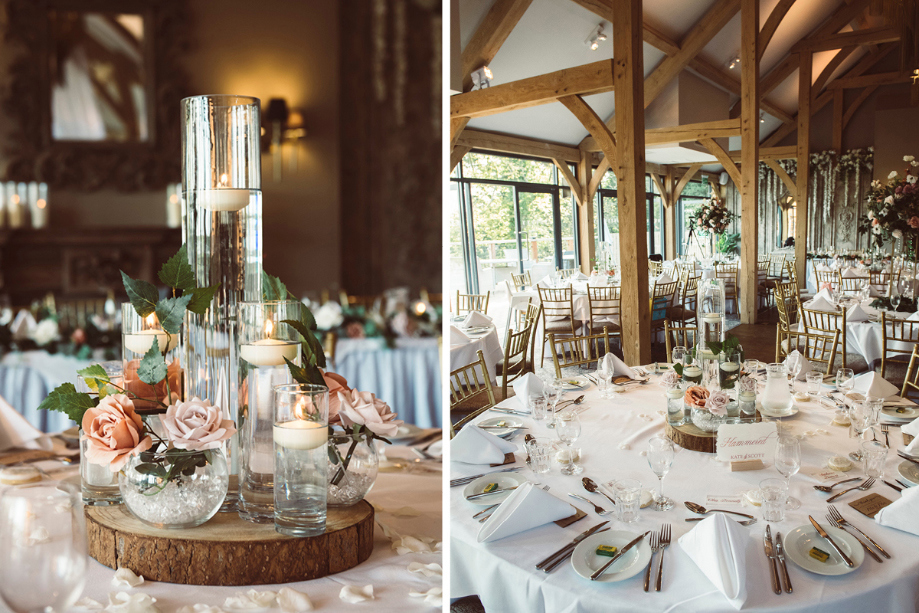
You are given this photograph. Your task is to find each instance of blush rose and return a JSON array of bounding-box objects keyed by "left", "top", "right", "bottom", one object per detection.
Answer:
[{"left": 81, "top": 394, "right": 152, "bottom": 471}]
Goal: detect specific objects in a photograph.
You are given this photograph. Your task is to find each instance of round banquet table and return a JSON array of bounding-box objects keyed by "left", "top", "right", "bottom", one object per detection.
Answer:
[
  {"left": 0, "top": 439, "right": 443, "bottom": 613},
  {"left": 449, "top": 326, "right": 503, "bottom": 384},
  {"left": 450, "top": 376, "right": 919, "bottom": 612},
  {"left": 0, "top": 351, "right": 91, "bottom": 433}
]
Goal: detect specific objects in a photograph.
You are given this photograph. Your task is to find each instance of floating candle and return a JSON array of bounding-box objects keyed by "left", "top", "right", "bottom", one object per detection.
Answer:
[
  {"left": 123, "top": 329, "right": 177, "bottom": 354},
  {"left": 273, "top": 420, "right": 327, "bottom": 450},
  {"left": 196, "top": 189, "right": 250, "bottom": 212},
  {"left": 240, "top": 338, "right": 299, "bottom": 366}
]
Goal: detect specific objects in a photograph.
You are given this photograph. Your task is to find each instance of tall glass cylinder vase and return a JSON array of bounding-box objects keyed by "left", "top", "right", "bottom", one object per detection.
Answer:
[
  {"left": 182, "top": 95, "right": 263, "bottom": 510},
  {"left": 237, "top": 301, "right": 302, "bottom": 523},
  {"left": 122, "top": 303, "right": 183, "bottom": 413},
  {"left": 77, "top": 361, "right": 123, "bottom": 506}
]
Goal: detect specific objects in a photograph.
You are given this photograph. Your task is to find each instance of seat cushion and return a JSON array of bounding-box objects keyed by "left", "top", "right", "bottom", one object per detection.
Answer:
[
  {"left": 496, "top": 359, "right": 532, "bottom": 376},
  {"left": 544, "top": 319, "right": 575, "bottom": 333},
  {"left": 588, "top": 322, "right": 621, "bottom": 333}
]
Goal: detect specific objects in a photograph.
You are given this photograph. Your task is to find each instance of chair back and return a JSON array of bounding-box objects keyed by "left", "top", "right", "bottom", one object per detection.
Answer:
[
  {"left": 838, "top": 275, "right": 864, "bottom": 293},
  {"left": 900, "top": 345, "right": 919, "bottom": 401},
  {"left": 800, "top": 305, "right": 846, "bottom": 368},
  {"left": 785, "top": 329, "right": 840, "bottom": 375},
  {"left": 664, "top": 320, "right": 697, "bottom": 362},
  {"left": 680, "top": 274, "right": 701, "bottom": 316},
  {"left": 814, "top": 269, "right": 840, "bottom": 291},
  {"left": 548, "top": 328, "right": 611, "bottom": 378},
  {"left": 538, "top": 286, "right": 575, "bottom": 323},
  {"left": 455, "top": 290, "right": 490, "bottom": 316},
  {"left": 775, "top": 282, "right": 800, "bottom": 329},
  {"left": 512, "top": 296, "right": 533, "bottom": 332},
  {"left": 557, "top": 268, "right": 576, "bottom": 280},
  {"left": 649, "top": 260, "right": 663, "bottom": 277},
  {"left": 587, "top": 285, "right": 621, "bottom": 326},
  {"left": 525, "top": 302, "right": 542, "bottom": 370},
  {"left": 870, "top": 270, "right": 900, "bottom": 292},
  {"left": 768, "top": 254, "right": 786, "bottom": 278},
  {"left": 449, "top": 350, "right": 496, "bottom": 437},
  {"left": 502, "top": 323, "right": 533, "bottom": 394},
  {"left": 880, "top": 312, "right": 919, "bottom": 379},
  {"left": 511, "top": 272, "right": 529, "bottom": 291}
]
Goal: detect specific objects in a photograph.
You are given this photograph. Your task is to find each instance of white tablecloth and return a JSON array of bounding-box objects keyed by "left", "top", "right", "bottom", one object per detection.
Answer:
[
  {"left": 0, "top": 351, "right": 91, "bottom": 432},
  {"left": 450, "top": 327, "right": 503, "bottom": 385},
  {"left": 451, "top": 377, "right": 919, "bottom": 612}
]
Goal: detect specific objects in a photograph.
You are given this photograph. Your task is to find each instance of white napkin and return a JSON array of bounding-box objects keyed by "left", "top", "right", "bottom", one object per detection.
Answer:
[
  {"left": 655, "top": 272, "right": 675, "bottom": 285},
  {"left": 816, "top": 264, "right": 832, "bottom": 272},
  {"left": 451, "top": 425, "right": 517, "bottom": 465},
  {"left": 571, "top": 271, "right": 588, "bottom": 281},
  {"left": 463, "top": 311, "right": 492, "bottom": 328},
  {"left": 600, "top": 352, "right": 638, "bottom": 379},
  {"left": 842, "top": 268, "right": 862, "bottom": 278},
  {"left": 477, "top": 482, "right": 573, "bottom": 543},
  {"left": 901, "top": 418, "right": 919, "bottom": 454},
  {"left": 908, "top": 311, "right": 919, "bottom": 322},
  {"left": 852, "top": 372, "right": 900, "bottom": 400},
  {"left": 807, "top": 295, "right": 836, "bottom": 312},
  {"left": 875, "top": 485, "right": 919, "bottom": 536},
  {"left": 869, "top": 285, "right": 883, "bottom": 297},
  {"left": 0, "top": 396, "right": 51, "bottom": 452},
  {"left": 536, "top": 275, "right": 553, "bottom": 288},
  {"left": 846, "top": 303, "right": 871, "bottom": 322},
  {"left": 10, "top": 310, "right": 36, "bottom": 341},
  {"left": 784, "top": 350, "right": 813, "bottom": 381},
  {"left": 812, "top": 287, "right": 835, "bottom": 302},
  {"left": 678, "top": 514, "right": 750, "bottom": 610},
  {"left": 511, "top": 373, "right": 544, "bottom": 409},
  {"left": 450, "top": 325, "right": 470, "bottom": 345}
]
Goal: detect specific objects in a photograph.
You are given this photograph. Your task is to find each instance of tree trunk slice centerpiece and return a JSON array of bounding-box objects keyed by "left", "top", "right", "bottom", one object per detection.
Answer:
[
  {"left": 85, "top": 501, "right": 374, "bottom": 585},
  {"left": 665, "top": 420, "right": 716, "bottom": 454}
]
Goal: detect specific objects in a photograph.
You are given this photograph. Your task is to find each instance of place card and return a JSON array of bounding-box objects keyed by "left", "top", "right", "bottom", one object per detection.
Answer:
[
  {"left": 848, "top": 493, "right": 893, "bottom": 518},
  {"left": 804, "top": 467, "right": 847, "bottom": 482},
  {"left": 716, "top": 422, "right": 779, "bottom": 463},
  {"left": 490, "top": 452, "right": 516, "bottom": 467},
  {"left": 554, "top": 505, "right": 586, "bottom": 528},
  {"left": 706, "top": 494, "right": 742, "bottom": 506}
]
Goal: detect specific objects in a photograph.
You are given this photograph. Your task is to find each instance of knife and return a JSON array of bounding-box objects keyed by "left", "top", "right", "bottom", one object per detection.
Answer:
[
  {"left": 542, "top": 528, "right": 611, "bottom": 573},
  {"left": 808, "top": 516, "right": 855, "bottom": 568},
  {"left": 466, "top": 486, "right": 518, "bottom": 501},
  {"left": 489, "top": 407, "right": 531, "bottom": 417},
  {"left": 884, "top": 480, "right": 903, "bottom": 492},
  {"left": 535, "top": 521, "right": 609, "bottom": 569},
  {"left": 776, "top": 532, "right": 793, "bottom": 593},
  {"left": 590, "top": 531, "right": 649, "bottom": 580},
  {"left": 764, "top": 526, "right": 781, "bottom": 595}
]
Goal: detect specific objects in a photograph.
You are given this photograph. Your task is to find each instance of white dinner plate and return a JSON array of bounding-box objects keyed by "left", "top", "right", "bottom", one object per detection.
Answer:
[
  {"left": 758, "top": 404, "right": 799, "bottom": 418},
  {"left": 389, "top": 423, "right": 424, "bottom": 442},
  {"left": 559, "top": 375, "right": 590, "bottom": 390},
  {"left": 571, "top": 531, "right": 652, "bottom": 582},
  {"left": 476, "top": 417, "right": 524, "bottom": 438},
  {"left": 462, "top": 473, "right": 527, "bottom": 506},
  {"left": 898, "top": 460, "right": 919, "bottom": 486},
  {"left": 882, "top": 406, "right": 919, "bottom": 421},
  {"left": 783, "top": 524, "right": 864, "bottom": 575}
]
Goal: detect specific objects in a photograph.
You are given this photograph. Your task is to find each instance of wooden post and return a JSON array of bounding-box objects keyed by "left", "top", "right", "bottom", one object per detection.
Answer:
[
  {"left": 578, "top": 152, "right": 596, "bottom": 274},
  {"left": 796, "top": 51, "right": 811, "bottom": 289},
  {"left": 739, "top": 0, "right": 759, "bottom": 324},
  {"left": 661, "top": 167, "right": 678, "bottom": 259},
  {"left": 612, "top": 0, "right": 651, "bottom": 365},
  {"left": 832, "top": 89, "right": 843, "bottom": 153}
]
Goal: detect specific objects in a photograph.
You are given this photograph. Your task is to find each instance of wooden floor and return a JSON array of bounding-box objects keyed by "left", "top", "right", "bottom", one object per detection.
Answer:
[{"left": 729, "top": 322, "right": 778, "bottom": 364}]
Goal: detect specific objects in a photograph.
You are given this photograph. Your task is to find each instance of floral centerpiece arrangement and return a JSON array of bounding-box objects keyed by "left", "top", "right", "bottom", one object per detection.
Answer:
[
  {"left": 685, "top": 386, "right": 730, "bottom": 432},
  {"left": 688, "top": 196, "right": 737, "bottom": 237},
  {"left": 310, "top": 297, "right": 442, "bottom": 347},
  {"left": 859, "top": 155, "right": 919, "bottom": 255}
]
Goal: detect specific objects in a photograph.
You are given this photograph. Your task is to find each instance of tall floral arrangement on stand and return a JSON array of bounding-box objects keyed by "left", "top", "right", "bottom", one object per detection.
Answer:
[
  {"left": 688, "top": 190, "right": 738, "bottom": 256},
  {"left": 859, "top": 155, "right": 919, "bottom": 258}
]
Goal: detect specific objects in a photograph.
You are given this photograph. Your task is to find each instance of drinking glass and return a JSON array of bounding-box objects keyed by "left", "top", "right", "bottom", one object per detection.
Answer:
[
  {"left": 0, "top": 484, "right": 87, "bottom": 613},
  {"left": 719, "top": 352, "right": 742, "bottom": 390},
  {"left": 861, "top": 439, "right": 888, "bottom": 479},
  {"left": 849, "top": 401, "right": 873, "bottom": 460},
  {"left": 760, "top": 478, "right": 788, "bottom": 522},
  {"left": 612, "top": 478, "right": 642, "bottom": 523},
  {"left": 774, "top": 436, "right": 801, "bottom": 510},
  {"left": 671, "top": 346, "right": 687, "bottom": 367},
  {"left": 785, "top": 352, "right": 803, "bottom": 393},
  {"left": 555, "top": 412, "right": 583, "bottom": 475},
  {"left": 836, "top": 368, "right": 855, "bottom": 399},
  {"left": 76, "top": 361, "right": 123, "bottom": 506},
  {"left": 530, "top": 394, "right": 548, "bottom": 421},
  {"left": 646, "top": 436, "right": 675, "bottom": 511},
  {"left": 805, "top": 372, "right": 823, "bottom": 399},
  {"left": 743, "top": 359, "right": 760, "bottom": 378},
  {"left": 526, "top": 438, "right": 553, "bottom": 474},
  {"left": 543, "top": 384, "right": 560, "bottom": 429}
]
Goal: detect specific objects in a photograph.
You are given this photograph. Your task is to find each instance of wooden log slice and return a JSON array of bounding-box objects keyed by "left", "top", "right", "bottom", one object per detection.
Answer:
[
  {"left": 665, "top": 420, "right": 716, "bottom": 454},
  {"left": 86, "top": 501, "right": 374, "bottom": 585}
]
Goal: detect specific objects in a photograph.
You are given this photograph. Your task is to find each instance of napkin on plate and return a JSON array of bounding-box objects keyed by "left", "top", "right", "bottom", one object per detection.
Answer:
[
  {"left": 875, "top": 485, "right": 919, "bottom": 536},
  {"left": 600, "top": 352, "right": 638, "bottom": 379},
  {"left": 571, "top": 271, "right": 588, "bottom": 281},
  {"left": 841, "top": 268, "right": 862, "bottom": 278},
  {"left": 463, "top": 311, "right": 493, "bottom": 328},
  {"left": 0, "top": 396, "right": 51, "bottom": 452},
  {"left": 477, "top": 482, "right": 573, "bottom": 543},
  {"left": 846, "top": 303, "right": 871, "bottom": 322},
  {"left": 901, "top": 418, "right": 919, "bottom": 454},
  {"left": 511, "top": 373, "right": 544, "bottom": 409},
  {"left": 678, "top": 514, "right": 750, "bottom": 610},
  {"left": 655, "top": 272, "right": 675, "bottom": 285},
  {"left": 451, "top": 425, "right": 517, "bottom": 465},
  {"left": 783, "top": 350, "right": 813, "bottom": 381},
  {"left": 450, "top": 325, "right": 470, "bottom": 345},
  {"left": 852, "top": 372, "right": 899, "bottom": 400},
  {"left": 807, "top": 295, "right": 836, "bottom": 312}
]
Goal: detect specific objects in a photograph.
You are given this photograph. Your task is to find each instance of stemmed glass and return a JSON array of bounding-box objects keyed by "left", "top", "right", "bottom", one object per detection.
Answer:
[
  {"left": 836, "top": 368, "right": 855, "bottom": 402},
  {"left": 543, "top": 382, "right": 560, "bottom": 429},
  {"left": 891, "top": 285, "right": 902, "bottom": 312},
  {"left": 785, "top": 352, "right": 803, "bottom": 394},
  {"left": 774, "top": 435, "right": 801, "bottom": 510},
  {"left": 671, "top": 346, "right": 687, "bottom": 368},
  {"left": 555, "top": 412, "right": 583, "bottom": 475},
  {"left": 848, "top": 401, "right": 875, "bottom": 461},
  {"left": 647, "top": 436, "right": 675, "bottom": 511},
  {"left": 0, "top": 484, "right": 87, "bottom": 613}
]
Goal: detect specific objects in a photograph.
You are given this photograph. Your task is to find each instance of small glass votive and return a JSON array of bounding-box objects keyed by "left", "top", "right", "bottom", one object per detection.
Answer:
[
  {"left": 612, "top": 478, "right": 642, "bottom": 523},
  {"left": 121, "top": 303, "right": 183, "bottom": 412},
  {"left": 665, "top": 389, "right": 684, "bottom": 425},
  {"left": 861, "top": 439, "right": 888, "bottom": 479},
  {"left": 738, "top": 391, "right": 756, "bottom": 418},
  {"left": 526, "top": 438, "right": 552, "bottom": 474},
  {"left": 805, "top": 372, "right": 823, "bottom": 398},
  {"left": 760, "top": 478, "right": 788, "bottom": 523},
  {"left": 76, "top": 361, "right": 123, "bottom": 506},
  {"left": 273, "top": 383, "right": 329, "bottom": 537}
]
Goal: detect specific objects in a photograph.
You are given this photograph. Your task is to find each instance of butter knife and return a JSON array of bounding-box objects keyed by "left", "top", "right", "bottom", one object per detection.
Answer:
[
  {"left": 542, "top": 528, "right": 611, "bottom": 573},
  {"left": 466, "top": 486, "right": 518, "bottom": 501},
  {"left": 808, "top": 516, "right": 855, "bottom": 568},
  {"left": 776, "top": 532, "right": 792, "bottom": 593},
  {"left": 590, "top": 531, "right": 649, "bottom": 581},
  {"left": 535, "top": 521, "right": 609, "bottom": 569},
  {"left": 764, "top": 526, "right": 781, "bottom": 595}
]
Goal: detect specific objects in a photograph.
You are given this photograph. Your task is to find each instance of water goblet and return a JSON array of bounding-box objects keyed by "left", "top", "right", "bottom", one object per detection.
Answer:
[
  {"left": 646, "top": 436, "right": 675, "bottom": 511},
  {"left": 555, "top": 412, "right": 583, "bottom": 476},
  {"left": 836, "top": 368, "right": 855, "bottom": 400},
  {"left": 785, "top": 352, "right": 803, "bottom": 394},
  {"left": 671, "top": 346, "right": 687, "bottom": 368},
  {"left": 774, "top": 435, "right": 801, "bottom": 510}
]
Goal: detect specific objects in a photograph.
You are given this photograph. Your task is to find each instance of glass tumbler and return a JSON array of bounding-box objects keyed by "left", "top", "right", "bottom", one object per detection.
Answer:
[
  {"left": 861, "top": 439, "right": 888, "bottom": 479},
  {"left": 760, "top": 478, "right": 788, "bottom": 523},
  {"left": 526, "top": 438, "right": 552, "bottom": 474},
  {"left": 612, "top": 478, "right": 642, "bottom": 523},
  {"left": 76, "top": 361, "right": 123, "bottom": 506},
  {"left": 805, "top": 372, "right": 823, "bottom": 398}
]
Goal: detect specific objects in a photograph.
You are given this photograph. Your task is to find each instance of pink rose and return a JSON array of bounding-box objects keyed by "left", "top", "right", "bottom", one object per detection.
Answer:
[
  {"left": 345, "top": 321, "right": 365, "bottom": 339},
  {"left": 336, "top": 389, "right": 402, "bottom": 438},
  {"left": 81, "top": 394, "right": 152, "bottom": 471},
  {"left": 322, "top": 370, "right": 350, "bottom": 425},
  {"left": 71, "top": 328, "right": 86, "bottom": 345},
  {"left": 158, "top": 397, "right": 236, "bottom": 451},
  {"left": 909, "top": 216, "right": 919, "bottom": 229},
  {"left": 705, "top": 390, "right": 730, "bottom": 416},
  {"left": 872, "top": 218, "right": 879, "bottom": 226}
]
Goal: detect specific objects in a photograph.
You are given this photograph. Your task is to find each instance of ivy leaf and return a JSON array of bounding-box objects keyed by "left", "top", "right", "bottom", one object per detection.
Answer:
[
  {"left": 138, "top": 338, "right": 168, "bottom": 386},
  {"left": 186, "top": 284, "right": 220, "bottom": 316},
  {"left": 77, "top": 364, "right": 109, "bottom": 393},
  {"left": 155, "top": 295, "right": 192, "bottom": 335},
  {"left": 284, "top": 358, "right": 325, "bottom": 386},
  {"left": 121, "top": 271, "right": 158, "bottom": 318},
  {"left": 300, "top": 307, "right": 317, "bottom": 332},
  {"left": 37, "top": 383, "right": 96, "bottom": 423},
  {"left": 673, "top": 363, "right": 684, "bottom": 377},
  {"left": 262, "top": 270, "right": 290, "bottom": 301},
  {"left": 282, "top": 318, "right": 327, "bottom": 369},
  {"left": 157, "top": 245, "right": 196, "bottom": 291}
]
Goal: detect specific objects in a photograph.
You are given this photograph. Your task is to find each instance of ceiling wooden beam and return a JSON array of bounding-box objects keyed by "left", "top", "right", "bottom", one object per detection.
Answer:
[
  {"left": 451, "top": 146, "right": 471, "bottom": 172},
  {"left": 675, "top": 164, "right": 704, "bottom": 200},
  {"left": 450, "top": 60, "right": 615, "bottom": 119},
  {"left": 759, "top": 0, "right": 796, "bottom": 60},
  {"left": 645, "top": 119, "right": 742, "bottom": 146},
  {"left": 460, "top": 0, "right": 533, "bottom": 93},
  {"left": 826, "top": 71, "right": 911, "bottom": 89},
  {"left": 842, "top": 84, "right": 878, "bottom": 127},
  {"left": 551, "top": 158, "right": 584, "bottom": 207},
  {"left": 450, "top": 117, "right": 470, "bottom": 149},
  {"left": 700, "top": 138, "right": 742, "bottom": 185},
  {"left": 765, "top": 159, "right": 797, "bottom": 196},
  {"left": 559, "top": 95, "right": 618, "bottom": 165},
  {"left": 687, "top": 58, "right": 795, "bottom": 123},
  {"left": 790, "top": 26, "right": 899, "bottom": 53},
  {"left": 455, "top": 129, "right": 582, "bottom": 163},
  {"left": 795, "top": 50, "right": 812, "bottom": 289},
  {"left": 812, "top": 46, "right": 856, "bottom": 95}
]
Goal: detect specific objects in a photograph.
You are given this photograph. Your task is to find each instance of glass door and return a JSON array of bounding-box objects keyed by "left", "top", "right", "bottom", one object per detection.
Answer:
[
  {"left": 468, "top": 183, "right": 516, "bottom": 295},
  {"left": 517, "top": 188, "right": 559, "bottom": 281},
  {"left": 596, "top": 189, "right": 620, "bottom": 267}
]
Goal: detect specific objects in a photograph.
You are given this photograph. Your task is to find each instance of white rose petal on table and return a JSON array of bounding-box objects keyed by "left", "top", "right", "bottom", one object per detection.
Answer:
[
  {"left": 105, "top": 592, "right": 160, "bottom": 613},
  {"left": 111, "top": 567, "right": 144, "bottom": 589},
  {"left": 339, "top": 585, "right": 375, "bottom": 603},
  {"left": 74, "top": 598, "right": 105, "bottom": 610},
  {"left": 277, "top": 587, "right": 313, "bottom": 613},
  {"left": 223, "top": 590, "right": 277, "bottom": 610},
  {"left": 407, "top": 561, "right": 443, "bottom": 577},
  {"left": 177, "top": 605, "right": 226, "bottom": 613},
  {"left": 409, "top": 587, "right": 443, "bottom": 607}
]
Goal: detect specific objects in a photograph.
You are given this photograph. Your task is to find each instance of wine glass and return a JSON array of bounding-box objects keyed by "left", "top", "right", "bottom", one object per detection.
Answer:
[
  {"left": 543, "top": 382, "right": 560, "bottom": 429},
  {"left": 0, "top": 484, "right": 87, "bottom": 613},
  {"left": 671, "top": 346, "right": 687, "bottom": 369},
  {"left": 744, "top": 359, "right": 760, "bottom": 378},
  {"left": 836, "top": 368, "right": 855, "bottom": 402},
  {"left": 785, "top": 352, "right": 803, "bottom": 393},
  {"left": 647, "top": 436, "right": 675, "bottom": 511},
  {"left": 555, "top": 412, "right": 583, "bottom": 475},
  {"left": 848, "top": 401, "right": 875, "bottom": 461},
  {"left": 774, "top": 435, "right": 801, "bottom": 510}
]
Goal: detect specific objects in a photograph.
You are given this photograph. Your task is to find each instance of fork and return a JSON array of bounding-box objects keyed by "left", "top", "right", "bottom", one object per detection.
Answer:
[
  {"left": 826, "top": 477, "right": 875, "bottom": 503},
  {"left": 828, "top": 505, "right": 890, "bottom": 559},
  {"left": 569, "top": 493, "right": 612, "bottom": 516},
  {"left": 643, "top": 531, "right": 660, "bottom": 592},
  {"left": 813, "top": 477, "right": 861, "bottom": 493},
  {"left": 655, "top": 524, "right": 671, "bottom": 591},
  {"left": 826, "top": 513, "right": 882, "bottom": 563},
  {"left": 881, "top": 424, "right": 891, "bottom": 447}
]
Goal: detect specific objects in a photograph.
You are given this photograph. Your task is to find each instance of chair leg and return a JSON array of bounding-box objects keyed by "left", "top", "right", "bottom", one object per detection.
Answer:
[{"left": 540, "top": 332, "right": 546, "bottom": 368}]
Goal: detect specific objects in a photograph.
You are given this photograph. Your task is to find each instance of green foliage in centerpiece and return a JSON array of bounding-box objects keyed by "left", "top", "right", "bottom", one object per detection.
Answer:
[{"left": 869, "top": 296, "right": 917, "bottom": 312}]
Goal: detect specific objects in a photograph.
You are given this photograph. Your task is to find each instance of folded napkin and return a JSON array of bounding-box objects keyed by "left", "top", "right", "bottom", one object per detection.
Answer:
[
  {"left": 812, "top": 287, "right": 835, "bottom": 303},
  {"left": 901, "top": 418, "right": 919, "bottom": 455},
  {"left": 816, "top": 264, "right": 832, "bottom": 272},
  {"left": 571, "top": 271, "right": 588, "bottom": 281},
  {"left": 846, "top": 303, "right": 871, "bottom": 322},
  {"left": 807, "top": 295, "right": 836, "bottom": 312},
  {"left": 463, "top": 311, "right": 492, "bottom": 328},
  {"left": 536, "top": 275, "right": 553, "bottom": 288},
  {"left": 451, "top": 425, "right": 517, "bottom": 465},
  {"left": 678, "top": 514, "right": 750, "bottom": 610},
  {"left": 511, "top": 373, "right": 544, "bottom": 409},
  {"left": 852, "top": 372, "right": 900, "bottom": 400},
  {"left": 655, "top": 272, "right": 675, "bottom": 285},
  {"left": 600, "top": 352, "right": 638, "bottom": 379},
  {"left": 450, "top": 325, "right": 470, "bottom": 345},
  {"left": 784, "top": 350, "right": 813, "bottom": 381},
  {"left": 10, "top": 310, "right": 36, "bottom": 342},
  {"left": 908, "top": 311, "right": 919, "bottom": 322},
  {"left": 869, "top": 285, "right": 883, "bottom": 297},
  {"left": 841, "top": 267, "right": 862, "bottom": 278},
  {"left": 0, "top": 396, "right": 51, "bottom": 452},
  {"left": 478, "top": 482, "right": 573, "bottom": 543},
  {"left": 875, "top": 485, "right": 919, "bottom": 536}
]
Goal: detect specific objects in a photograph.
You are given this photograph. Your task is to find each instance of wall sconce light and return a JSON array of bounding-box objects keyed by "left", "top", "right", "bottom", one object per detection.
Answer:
[
  {"left": 261, "top": 97, "right": 308, "bottom": 182},
  {"left": 760, "top": 110, "right": 765, "bottom": 123},
  {"left": 470, "top": 66, "right": 493, "bottom": 90},
  {"left": 585, "top": 24, "right": 607, "bottom": 51}
]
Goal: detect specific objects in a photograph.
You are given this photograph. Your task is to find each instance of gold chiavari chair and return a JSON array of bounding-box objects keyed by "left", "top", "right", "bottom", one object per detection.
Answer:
[
  {"left": 651, "top": 280, "right": 679, "bottom": 336},
  {"left": 800, "top": 304, "right": 848, "bottom": 370},
  {"left": 715, "top": 263, "right": 738, "bottom": 313},
  {"left": 757, "top": 261, "right": 774, "bottom": 310},
  {"left": 548, "top": 328, "right": 611, "bottom": 379},
  {"left": 879, "top": 312, "right": 919, "bottom": 380},
  {"left": 497, "top": 323, "right": 534, "bottom": 398},
  {"left": 455, "top": 291, "right": 490, "bottom": 316},
  {"left": 774, "top": 281, "right": 801, "bottom": 362},
  {"left": 668, "top": 273, "right": 699, "bottom": 326},
  {"left": 322, "top": 331, "right": 338, "bottom": 369},
  {"left": 537, "top": 286, "right": 578, "bottom": 367},
  {"left": 511, "top": 271, "right": 530, "bottom": 291},
  {"left": 524, "top": 302, "right": 542, "bottom": 375},
  {"left": 449, "top": 349, "right": 497, "bottom": 437},
  {"left": 784, "top": 260, "right": 811, "bottom": 302},
  {"left": 870, "top": 270, "right": 900, "bottom": 293},
  {"left": 557, "top": 268, "right": 576, "bottom": 281},
  {"left": 586, "top": 286, "right": 622, "bottom": 347},
  {"left": 838, "top": 275, "right": 865, "bottom": 294},
  {"left": 900, "top": 345, "right": 919, "bottom": 402},
  {"left": 649, "top": 259, "right": 664, "bottom": 277},
  {"left": 814, "top": 269, "right": 840, "bottom": 292},
  {"left": 420, "top": 288, "right": 442, "bottom": 306},
  {"left": 664, "top": 320, "right": 697, "bottom": 363},
  {"left": 785, "top": 329, "right": 841, "bottom": 376},
  {"left": 768, "top": 253, "right": 786, "bottom": 283}
]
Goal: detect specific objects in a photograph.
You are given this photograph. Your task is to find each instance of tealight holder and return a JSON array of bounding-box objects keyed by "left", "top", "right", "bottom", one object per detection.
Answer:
[{"left": 121, "top": 303, "right": 183, "bottom": 413}]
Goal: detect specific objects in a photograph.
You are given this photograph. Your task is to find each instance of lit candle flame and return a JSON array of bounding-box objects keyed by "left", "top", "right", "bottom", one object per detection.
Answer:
[
  {"left": 265, "top": 318, "right": 274, "bottom": 338},
  {"left": 294, "top": 396, "right": 309, "bottom": 420},
  {"left": 219, "top": 173, "right": 229, "bottom": 186},
  {"left": 414, "top": 301, "right": 426, "bottom": 316},
  {"left": 145, "top": 314, "right": 157, "bottom": 328}
]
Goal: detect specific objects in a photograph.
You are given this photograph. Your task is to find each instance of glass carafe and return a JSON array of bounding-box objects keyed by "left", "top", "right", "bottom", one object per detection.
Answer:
[{"left": 761, "top": 363, "right": 794, "bottom": 415}]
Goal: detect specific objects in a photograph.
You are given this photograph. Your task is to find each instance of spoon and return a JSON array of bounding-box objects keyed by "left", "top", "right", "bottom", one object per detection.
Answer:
[
  {"left": 568, "top": 493, "right": 613, "bottom": 515},
  {"left": 684, "top": 501, "right": 755, "bottom": 520},
  {"left": 813, "top": 477, "right": 861, "bottom": 493},
  {"left": 556, "top": 395, "right": 585, "bottom": 410},
  {"left": 582, "top": 477, "right": 616, "bottom": 505}
]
